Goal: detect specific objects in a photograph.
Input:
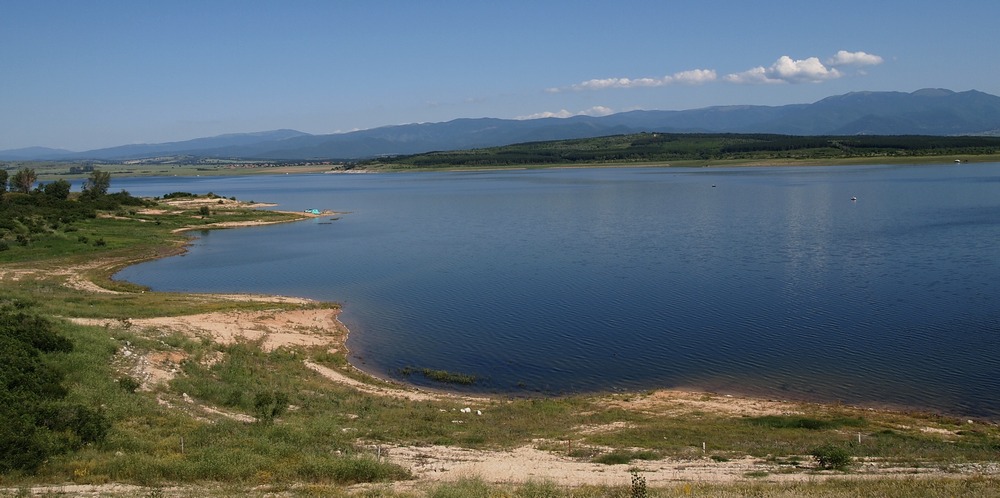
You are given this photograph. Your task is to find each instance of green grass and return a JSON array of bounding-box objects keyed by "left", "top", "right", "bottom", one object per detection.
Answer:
[
  {"left": 592, "top": 449, "right": 660, "bottom": 465},
  {"left": 399, "top": 366, "right": 479, "bottom": 385}
]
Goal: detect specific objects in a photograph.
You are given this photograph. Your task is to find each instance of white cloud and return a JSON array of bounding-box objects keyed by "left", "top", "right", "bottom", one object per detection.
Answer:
[
  {"left": 516, "top": 106, "right": 615, "bottom": 120},
  {"left": 548, "top": 69, "right": 717, "bottom": 93},
  {"left": 550, "top": 50, "right": 883, "bottom": 91},
  {"left": 827, "top": 50, "right": 884, "bottom": 67},
  {"left": 518, "top": 109, "right": 574, "bottom": 119},
  {"left": 725, "top": 55, "right": 842, "bottom": 84},
  {"left": 582, "top": 105, "right": 615, "bottom": 116},
  {"left": 670, "top": 68, "right": 718, "bottom": 84}
]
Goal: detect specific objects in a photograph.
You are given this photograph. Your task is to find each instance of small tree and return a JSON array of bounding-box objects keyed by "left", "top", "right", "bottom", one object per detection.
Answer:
[
  {"left": 198, "top": 206, "right": 210, "bottom": 217},
  {"left": 9, "top": 168, "right": 37, "bottom": 194},
  {"left": 42, "top": 179, "right": 72, "bottom": 200},
  {"left": 0, "top": 169, "right": 8, "bottom": 195},
  {"left": 82, "top": 169, "right": 111, "bottom": 198}
]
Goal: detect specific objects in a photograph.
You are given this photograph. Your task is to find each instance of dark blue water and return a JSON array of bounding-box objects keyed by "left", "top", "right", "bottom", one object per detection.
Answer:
[{"left": 114, "top": 165, "right": 1000, "bottom": 418}]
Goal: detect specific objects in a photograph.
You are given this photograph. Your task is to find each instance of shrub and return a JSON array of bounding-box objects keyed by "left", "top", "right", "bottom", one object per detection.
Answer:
[
  {"left": 253, "top": 390, "right": 289, "bottom": 424},
  {"left": 0, "top": 304, "right": 110, "bottom": 472},
  {"left": 811, "top": 444, "right": 852, "bottom": 470},
  {"left": 117, "top": 376, "right": 141, "bottom": 393},
  {"left": 630, "top": 470, "right": 648, "bottom": 498}
]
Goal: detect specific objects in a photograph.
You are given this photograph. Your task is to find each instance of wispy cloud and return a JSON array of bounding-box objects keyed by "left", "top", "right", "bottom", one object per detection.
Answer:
[
  {"left": 547, "top": 69, "right": 716, "bottom": 93},
  {"left": 552, "top": 51, "right": 883, "bottom": 90},
  {"left": 516, "top": 106, "right": 615, "bottom": 120}
]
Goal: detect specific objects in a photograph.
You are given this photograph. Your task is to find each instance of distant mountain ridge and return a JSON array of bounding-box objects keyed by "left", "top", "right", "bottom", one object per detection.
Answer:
[{"left": 4, "top": 89, "right": 1000, "bottom": 161}]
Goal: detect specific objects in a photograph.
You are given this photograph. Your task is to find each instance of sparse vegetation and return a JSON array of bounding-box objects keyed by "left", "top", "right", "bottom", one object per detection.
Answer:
[{"left": 399, "top": 366, "right": 479, "bottom": 385}]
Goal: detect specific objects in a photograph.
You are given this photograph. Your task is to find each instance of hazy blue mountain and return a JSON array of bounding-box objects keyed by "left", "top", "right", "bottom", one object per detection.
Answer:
[
  {"left": 0, "top": 146, "right": 75, "bottom": 160},
  {"left": 4, "top": 89, "right": 1000, "bottom": 161},
  {"left": 0, "top": 129, "right": 310, "bottom": 161},
  {"left": 70, "top": 129, "right": 311, "bottom": 160}
]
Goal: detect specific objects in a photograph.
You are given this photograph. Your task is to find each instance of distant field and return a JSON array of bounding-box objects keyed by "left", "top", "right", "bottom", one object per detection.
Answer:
[
  {"left": 9, "top": 133, "right": 1000, "bottom": 181},
  {"left": 358, "top": 133, "right": 1000, "bottom": 170},
  {"left": 20, "top": 161, "right": 337, "bottom": 181}
]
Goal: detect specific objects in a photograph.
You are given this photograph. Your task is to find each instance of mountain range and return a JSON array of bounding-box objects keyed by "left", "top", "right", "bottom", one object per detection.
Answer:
[{"left": 4, "top": 88, "right": 1000, "bottom": 162}]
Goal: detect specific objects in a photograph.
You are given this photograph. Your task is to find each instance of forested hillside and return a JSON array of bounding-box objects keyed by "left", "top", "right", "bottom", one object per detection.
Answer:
[{"left": 356, "top": 133, "right": 1000, "bottom": 169}]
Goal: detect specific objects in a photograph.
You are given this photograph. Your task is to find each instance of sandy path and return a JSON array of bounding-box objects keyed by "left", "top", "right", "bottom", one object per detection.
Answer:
[{"left": 382, "top": 445, "right": 963, "bottom": 488}]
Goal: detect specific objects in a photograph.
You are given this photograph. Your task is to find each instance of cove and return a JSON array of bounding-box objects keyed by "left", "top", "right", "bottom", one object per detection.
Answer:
[{"left": 114, "top": 164, "right": 1000, "bottom": 419}]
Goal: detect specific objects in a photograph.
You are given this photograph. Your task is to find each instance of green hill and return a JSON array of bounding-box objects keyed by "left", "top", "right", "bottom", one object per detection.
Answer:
[{"left": 356, "top": 133, "right": 1000, "bottom": 170}]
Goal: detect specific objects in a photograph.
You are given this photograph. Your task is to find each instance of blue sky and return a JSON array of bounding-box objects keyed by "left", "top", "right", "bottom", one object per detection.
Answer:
[{"left": 3, "top": 0, "right": 999, "bottom": 151}]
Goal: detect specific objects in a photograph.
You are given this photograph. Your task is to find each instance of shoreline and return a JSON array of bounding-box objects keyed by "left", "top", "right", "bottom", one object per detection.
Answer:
[
  {"left": 7, "top": 204, "right": 1000, "bottom": 491},
  {"left": 110, "top": 197, "right": 997, "bottom": 423}
]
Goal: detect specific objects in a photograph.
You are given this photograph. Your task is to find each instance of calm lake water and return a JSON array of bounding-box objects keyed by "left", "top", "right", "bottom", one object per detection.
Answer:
[{"left": 114, "top": 164, "right": 1000, "bottom": 419}]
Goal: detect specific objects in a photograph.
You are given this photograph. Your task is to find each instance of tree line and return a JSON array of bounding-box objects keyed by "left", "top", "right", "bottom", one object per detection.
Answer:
[
  {"left": 357, "top": 133, "right": 1000, "bottom": 169},
  {"left": 0, "top": 167, "right": 147, "bottom": 252},
  {"left": 1, "top": 167, "right": 111, "bottom": 199}
]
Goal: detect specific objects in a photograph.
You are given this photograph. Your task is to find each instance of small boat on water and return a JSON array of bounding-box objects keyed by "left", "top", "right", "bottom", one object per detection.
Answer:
[{"left": 851, "top": 197, "right": 857, "bottom": 201}]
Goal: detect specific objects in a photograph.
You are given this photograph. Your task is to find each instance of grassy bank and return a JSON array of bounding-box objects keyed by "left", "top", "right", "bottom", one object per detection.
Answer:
[{"left": 1, "top": 181, "right": 998, "bottom": 496}]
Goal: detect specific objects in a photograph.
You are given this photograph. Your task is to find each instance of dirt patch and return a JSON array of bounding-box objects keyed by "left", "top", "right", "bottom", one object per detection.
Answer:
[
  {"left": 605, "top": 390, "right": 805, "bottom": 418},
  {"left": 70, "top": 307, "right": 343, "bottom": 352},
  {"left": 379, "top": 443, "right": 968, "bottom": 491}
]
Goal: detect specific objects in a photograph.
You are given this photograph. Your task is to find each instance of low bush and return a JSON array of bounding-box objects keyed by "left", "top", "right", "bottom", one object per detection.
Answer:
[
  {"left": 811, "top": 443, "right": 852, "bottom": 470},
  {"left": 0, "top": 302, "right": 110, "bottom": 472}
]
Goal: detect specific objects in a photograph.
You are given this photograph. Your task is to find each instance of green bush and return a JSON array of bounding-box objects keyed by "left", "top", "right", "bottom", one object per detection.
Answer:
[
  {"left": 253, "top": 390, "right": 289, "bottom": 424},
  {"left": 117, "top": 376, "right": 141, "bottom": 393},
  {"left": 0, "top": 303, "right": 110, "bottom": 472},
  {"left": 811, "top": 443, "right": 852, "bottom": 470}
]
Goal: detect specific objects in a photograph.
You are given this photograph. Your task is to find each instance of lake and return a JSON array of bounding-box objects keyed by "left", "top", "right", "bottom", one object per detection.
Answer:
[{"left": 113, "top": 164, "right": 1000, "bottom": 419}]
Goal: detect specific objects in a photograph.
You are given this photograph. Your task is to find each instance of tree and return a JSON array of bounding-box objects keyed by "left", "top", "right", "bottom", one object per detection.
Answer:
[
  {"left": 42, "top": 179, "right": 72, "bottom": 200},
  {"left": 0, "top": 169, "right": 8, "bottom": 194},
  {"left": 9, "top": 168, "right": 37, "bottom": 194},
  {"left": 82, "top": 169, "right": 111, "bottom": 198}
]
